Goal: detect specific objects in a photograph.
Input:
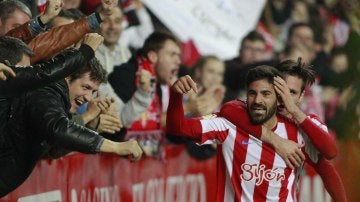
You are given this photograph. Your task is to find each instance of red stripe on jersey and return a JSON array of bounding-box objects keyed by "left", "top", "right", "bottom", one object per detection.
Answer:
[
  {"left": 278, "top": 118, "right": 299, "bottom": 201},
  {"left": 281, "top": 116, "right": 299, "bottom": 142},
  {"left": 253, "top": 142, "right": 276, "bottom": 202},
  {"left": 216, "top": 145, "right": 227, "bottom": 202},
  {"left": 279, "top": 168, "right": 293, "bottom": 202},
  {"left": 233, "top": 132, "right": 251, "bottom": 201}
]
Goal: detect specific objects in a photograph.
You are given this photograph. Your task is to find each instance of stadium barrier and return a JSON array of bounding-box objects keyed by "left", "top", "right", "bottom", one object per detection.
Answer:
[{"left": 2, "top": 142, "right": 355, "bottom": 202}]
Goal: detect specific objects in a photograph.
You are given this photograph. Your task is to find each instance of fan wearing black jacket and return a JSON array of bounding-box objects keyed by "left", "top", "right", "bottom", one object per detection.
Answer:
[{"left": 0, "top": 35, "right": 142, "bottom": 197}]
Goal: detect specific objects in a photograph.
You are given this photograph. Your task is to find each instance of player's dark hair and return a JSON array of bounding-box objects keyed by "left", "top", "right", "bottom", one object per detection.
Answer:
[
  {"left": 276, "top": 57, "right": 315, "bottom": 92},
  {"left": 246, "top": 65, "right": 283, "bottom": 89}
]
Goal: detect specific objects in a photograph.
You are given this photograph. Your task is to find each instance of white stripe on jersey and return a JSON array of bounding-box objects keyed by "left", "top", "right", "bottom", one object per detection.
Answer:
[
  {"left": 198, "top": 117, "right": 303, "bottom": 202},
  {"left": 286, "top": 173, "right": 296, "bottom": 202},
  {"left": 267, "top": 123, "right": 288, "bottom": 201},
  {"left": 200, "top": 117, "right": 230, "bottom": 134},
  {"left": 241, "top": 135, "right": 263, "bottom": 202},
  {"left": 224, "top": 168, "right": 235, "bottom": 202}
]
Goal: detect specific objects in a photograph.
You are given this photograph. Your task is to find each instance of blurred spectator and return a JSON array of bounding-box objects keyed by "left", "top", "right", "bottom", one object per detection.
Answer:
[
  {"left": 96, "top": 6, "right": 131, "bottom": 73},
  {"left": 223, "top": 30, "right": 268, "bottom": 102},
  {"left": 119, "top": 0, "right": 154, "bottom": 50},
  {"left": 47, "top": 6, "right": 153, "bottom": 143},
  {"left": 5, "top": 0, "right": 120, "bottom": 65},
  {"left": 321, "top": 49, "right": 349, "bottom": 124},
  {"left": 179, "top": 56, "right": 226, "bottom": 160},
  {"left": 94, "top": 5, "right": 153, "bottom": 132},
  {"left": 82, "top": 0, "right": 154, "bottom": 51},
  {"left": 185, "top": 56, "right": 226, "bottom": 117},
  {"left": 286, "top": 22, "right": 333, "bottom": 80},
  {"left": 108, "top": 31, "right": 181, "bottom": 158},
  {"left": 320, "top": 48, "right": 349, "bottom": 88},
  {"left": 49, "top": 8, "right": 85, "bottom": 28},
  {"left": 0, "top": 0, "right": 32, "bottom": 36},
  {"left": 62, "top": 0, "right": 82, "bottom": 10}
]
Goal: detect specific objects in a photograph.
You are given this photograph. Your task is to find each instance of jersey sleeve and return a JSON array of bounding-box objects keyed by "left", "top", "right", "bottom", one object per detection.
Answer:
[
  {"left": 300, "top": 114, "right": 337, "bottom": 159},
  {"left": 166, "top": 89, "right": 232, "bottom": 144},
  {"left": 219, "top": 100, "right": 262, "bottom": 139}
]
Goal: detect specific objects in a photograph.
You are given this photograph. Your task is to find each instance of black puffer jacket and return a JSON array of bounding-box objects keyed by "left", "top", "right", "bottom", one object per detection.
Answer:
[{"left": 0, "top": 45, "right": 98, "bottom": 197}]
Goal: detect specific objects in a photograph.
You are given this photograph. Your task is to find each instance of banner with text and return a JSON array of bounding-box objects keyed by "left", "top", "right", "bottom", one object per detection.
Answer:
[
  {"left": 142, "top": 0, "right": 266, "bottom": 60},
  {"left": 2, "top": 145, "right": 332, "bottom": 202}
]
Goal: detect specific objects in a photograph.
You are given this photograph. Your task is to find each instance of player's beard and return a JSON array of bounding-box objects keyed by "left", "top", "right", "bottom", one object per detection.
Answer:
[{"left": 248, "top": 102, "right": 277, "bottom": 124}]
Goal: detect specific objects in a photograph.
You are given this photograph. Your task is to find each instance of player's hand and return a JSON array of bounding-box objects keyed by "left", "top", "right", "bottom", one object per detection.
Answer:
[
  {"left": 40, "top": 0, "right": 62, "bottom": 24},
  {"left": 0, "top": 63, "right": 16, "bottom": 80},
  {"left": 269, "top": 132, "right": 305, "bottom": 169},
  {"left": 171, "top": 75, "right": 198, "bottom": 94},
  {"left": 274, "top": 76, "right": 307, "bottom": 123},
  {"left": 82, "top": 33, "right": 104, "bottom": 51},
  {"left": 274, "top": 76, "right": 298, "bottom": 114}
]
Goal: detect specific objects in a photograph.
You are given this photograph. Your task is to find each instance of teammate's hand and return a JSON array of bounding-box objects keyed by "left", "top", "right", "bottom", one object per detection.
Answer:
[
  {"left": 171, "top": 75, "right": 198, "bottom": 94},
  {"left": 274, "top": 76, "right": 298, "bottom": 114},
  {"left": 274, "top": 76, "right": 307, "bottom": 123},
  {"left": 266, "top": 130, "right": 305, "bottom": 169},
  {"left": 0, "top": 63, "right": 16, "bottom": 80}
]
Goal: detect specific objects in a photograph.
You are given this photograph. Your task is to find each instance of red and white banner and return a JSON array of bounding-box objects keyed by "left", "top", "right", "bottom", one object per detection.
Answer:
[
  {"left": 142, "top": 0, "right": 266, "bottom": 60},
  {"left": 1, "top": 145, "right": 217, "bottom": 202},
  {"left": 1, "top": 144, "right": 332, "bottom": 202}
]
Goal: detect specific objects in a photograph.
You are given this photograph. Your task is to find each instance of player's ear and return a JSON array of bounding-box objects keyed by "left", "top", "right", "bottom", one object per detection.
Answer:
[{"left": 147, "top": 51, "right": 158, "bottom": 63}]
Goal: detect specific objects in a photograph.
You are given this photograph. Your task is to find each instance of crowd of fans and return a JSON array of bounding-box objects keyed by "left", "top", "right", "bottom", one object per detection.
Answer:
[{"left": 0, "top": 0, "right": 359, "bottom": 199}]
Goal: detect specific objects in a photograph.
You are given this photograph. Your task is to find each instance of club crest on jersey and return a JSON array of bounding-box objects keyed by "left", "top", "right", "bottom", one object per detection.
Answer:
[
  {"left": 201, "top": 114, "right": 217, "bottom": 119},
  {"left": 240, "top": 163, "right": 285, "bottom": 185}
]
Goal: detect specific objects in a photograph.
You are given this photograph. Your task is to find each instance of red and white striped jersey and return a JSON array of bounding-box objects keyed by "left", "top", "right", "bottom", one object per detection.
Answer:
[
  {"left": 199, "top": 116, "right": 304, "bottom": 202},
  {"left": 301, "top": 114, "right": 330, "bottom": 163},
  {"left": 167, "top": 91, "right": 305, "bottom": 202}
]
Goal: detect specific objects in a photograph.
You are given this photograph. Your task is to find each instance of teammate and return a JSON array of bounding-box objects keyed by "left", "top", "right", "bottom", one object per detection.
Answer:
[
  {"left": 219, "top": 58, "right": 346, "bottom": 202},
  {"left": 167, "top": 66, "right": 305, "bottom": 201}
]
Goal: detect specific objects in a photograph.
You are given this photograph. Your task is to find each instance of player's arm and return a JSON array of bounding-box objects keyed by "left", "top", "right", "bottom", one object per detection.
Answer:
[
  {"left": 274, "top": 76, "right": 337, "bottom": 159},
  {"left": 307, "top": 157, "right": 347, "bottom": 202},
  {"left": 167, "top": 75, "right": 230, "bottom": 144},
  {"left": 299, "top": 115, "right": 337, "bottom": 159},
  {"left": 219, "top": 102, "right": 305, "bottom": 169}
]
